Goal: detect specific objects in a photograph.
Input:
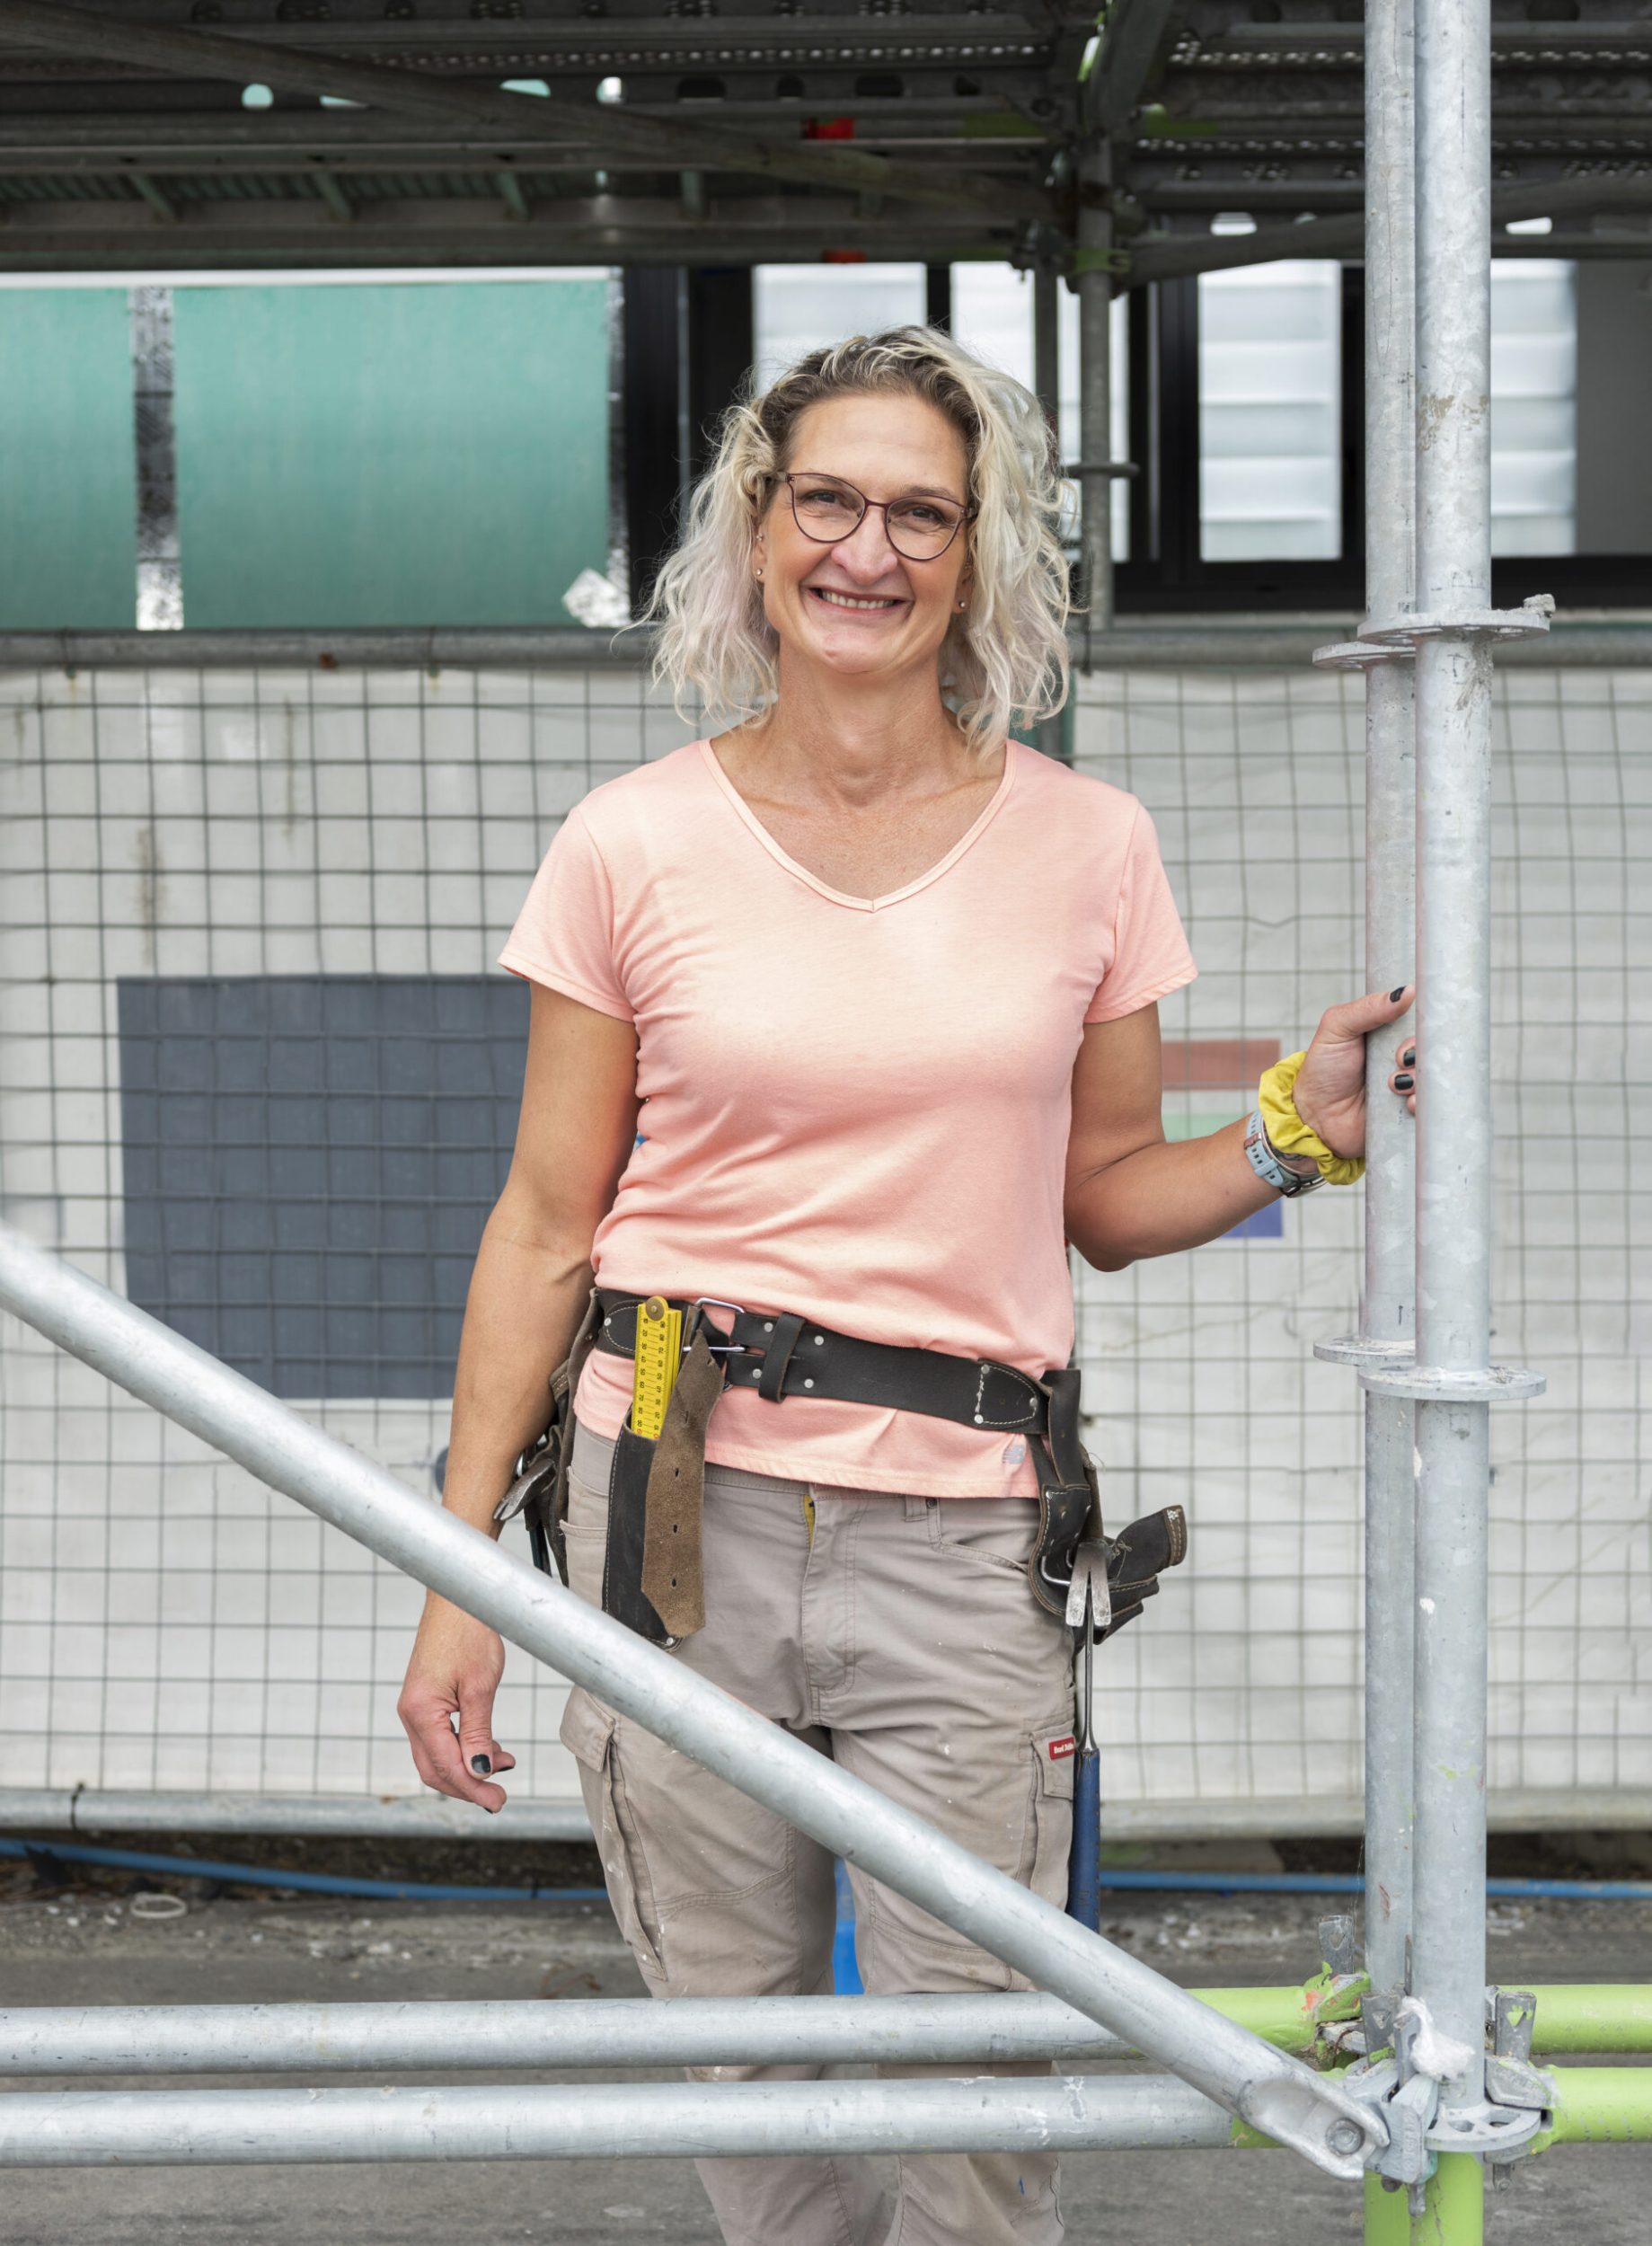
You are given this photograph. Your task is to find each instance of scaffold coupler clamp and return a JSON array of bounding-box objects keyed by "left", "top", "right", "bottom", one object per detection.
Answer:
[
  {"left": 1342, "top": 1988, "right": 1550, "bottom": 2199},
  {"left": 1304, "top": 1915, "right": 1371, "bottom": 2062},
  {"left": 1481, "top": 1988, "right": 1555, "bottom": 2190}
]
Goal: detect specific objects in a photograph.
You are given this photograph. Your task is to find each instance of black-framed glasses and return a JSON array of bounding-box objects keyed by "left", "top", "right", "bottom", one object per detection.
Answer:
[{"left": 780, "top": 471, "right": 973, "bottom": 562}]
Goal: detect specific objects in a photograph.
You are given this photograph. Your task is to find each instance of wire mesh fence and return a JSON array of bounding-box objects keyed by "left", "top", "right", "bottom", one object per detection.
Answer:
[{"left": 0, "top": 659, "right": 1645, "bottom": 1827}]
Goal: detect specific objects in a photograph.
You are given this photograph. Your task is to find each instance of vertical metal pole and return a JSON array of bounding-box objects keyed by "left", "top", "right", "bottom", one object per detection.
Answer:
[
  {"left": 129, "top": 285, "right": 182, "bottom": 632},
  {"left": 1078, "top": 139, "right": 1113, "bottom": 646},
  {"left": 1032, "top": 263, "right": 1067, "bottom": 762},
  {"left": 1361, "top": 0, "right": 1418, "bottom": 2008},
  {"left": 1033, "top": 265, "right": 1061, "bottom": 431},
  {"left": 1409, "top": 0, "right": 1493, "bottom": 2225}
]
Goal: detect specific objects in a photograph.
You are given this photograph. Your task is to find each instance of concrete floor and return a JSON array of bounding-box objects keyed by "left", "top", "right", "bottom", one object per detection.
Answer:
[{"left": 4, "top": 1878, "right": 1648, "bottom": 2245}]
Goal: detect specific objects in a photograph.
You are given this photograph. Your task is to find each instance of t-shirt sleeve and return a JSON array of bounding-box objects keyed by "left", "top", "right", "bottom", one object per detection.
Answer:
[
  {"left": 497, "top": 804, "right": 634, "bottom": 1022},
  {"left": 1083, "top": 800, "right": 1198, "bottom": 1024}
]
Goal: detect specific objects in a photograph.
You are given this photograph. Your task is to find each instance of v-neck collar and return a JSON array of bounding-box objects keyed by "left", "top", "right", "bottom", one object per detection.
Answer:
[{"left": 697, "top": 737, "right": 1019, "bottom": 914}]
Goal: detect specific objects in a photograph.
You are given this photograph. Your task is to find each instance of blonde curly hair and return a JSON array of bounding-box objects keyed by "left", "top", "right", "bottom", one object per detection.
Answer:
[{"left": 642, "top": 325, "right": 1071, "bottom": 756}]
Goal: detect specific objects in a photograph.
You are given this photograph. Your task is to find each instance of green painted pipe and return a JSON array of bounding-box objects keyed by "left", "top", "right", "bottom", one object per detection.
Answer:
[
  {"left": 1191, "top": 1985, "right": 1332, "bottom": 2056},
  {"left": 1540, "top": 2066, "right": 1652, "bottom": 2144},
  {"left": 1193, "top": 1983, "right": 1652, "bottom": 2061},
  {"left": 1516, "top": 1986, "right": 1652, "bottom": 2054},
  {"left": 1364, "top": 2172, "right": 1410, "bottom": 2241},
  {"left": 1409, "top": 2154, "right": 1483, "bottom": 2244}
]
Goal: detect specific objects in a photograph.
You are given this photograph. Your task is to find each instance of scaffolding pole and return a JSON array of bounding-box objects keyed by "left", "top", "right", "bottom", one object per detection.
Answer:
[
  {"left": 0, "top": 1221, "right": 1383, "bottom": 2181},
  {"left": 1345, "top": 0, "right": 1550, "bottom": 2228},
  {"left": 1077, "top": 137, "right": 1113, "bottom": 653},
  {"left": 0, "top": 2075, "right": 1247, "bottom": 2169},
  {"left": 6, "top": 1986, "right": 1648, "bottom": 2080},
  {"left": 1408, "top": 0, "right": 1498, "bottom": 2166},
  {"left": 1360, "top": 0, "right": 1418, "bottom": 2011}
]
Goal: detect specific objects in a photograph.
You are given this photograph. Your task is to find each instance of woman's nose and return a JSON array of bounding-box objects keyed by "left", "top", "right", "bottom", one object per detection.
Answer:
[{"left": 835, "top": 507, "right": 903, "bottom": 574}]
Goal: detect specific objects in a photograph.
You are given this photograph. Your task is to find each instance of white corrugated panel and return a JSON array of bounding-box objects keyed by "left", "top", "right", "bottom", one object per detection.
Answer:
[
  {"left": 1198, "top": 260, "right": 1342, "bottom": 562},
  {"left": 1490, "top": 260, "right": 1577, "bottom": 556},
  {"left": 752, "top": 264, "right": 926, "bottom": 385}
]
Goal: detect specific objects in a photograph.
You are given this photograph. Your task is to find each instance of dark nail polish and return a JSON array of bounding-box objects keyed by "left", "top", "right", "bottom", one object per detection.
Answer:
[
  {"left": 1389, "top": 986, "right": 1408, "bottom": 1004},
  {"left": 1394, "top": 1073, "right": 1414, "bottom": 1091},
  {"left": 1402, "top": 1048, "right": 1415, "bottom": 1067},
  {"left": 470, "top": 1754, "right": 491, "bottom": 1776}
]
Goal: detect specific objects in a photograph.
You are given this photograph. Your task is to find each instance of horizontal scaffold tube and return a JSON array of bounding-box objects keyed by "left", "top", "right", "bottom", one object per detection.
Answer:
[
  {"left": 0, "top": 1225, "right": 1381, "bottom": 2181},
  {"left": 0, "top": 1992, "right": 1283, "bottom": 2076},
  {"left": 0, "top": 2075, "right": 1250, "bottom": 2168},
  {"left": 1542, "top": 2068, "right": 1652, "bottom": 2144},
  {"left": 0, "top": 623, "right": 1646, "bottom": 672},
  {"left": 4, "top": 1782, "right": 1648, "bottom": 1843},
  {"left": 6, "top": 1985, "right": 1645, "bottom": 2079}
]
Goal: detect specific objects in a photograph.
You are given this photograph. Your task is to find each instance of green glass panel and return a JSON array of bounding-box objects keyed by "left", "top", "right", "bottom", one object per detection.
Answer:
[
  {"left": 173, "top": 282, "right": 612, "bottom": 628},
  {"left": 0, "top": 289, "right": 136, "bottom": 629}
]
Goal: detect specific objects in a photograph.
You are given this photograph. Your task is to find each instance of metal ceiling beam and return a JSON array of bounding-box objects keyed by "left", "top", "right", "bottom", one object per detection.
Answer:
[
  {"left": 0, "top": 113, "right": 1046, "bottom": 167},
  {"left": 1088, "top": 0, "right": 1185, "bottom": 135},
  {"left": 0, "top": 0, "right": 1056, "bottom": 224},
  {"left": 1176, "top": 21, "right": 1652, "bottom": 57},
  {"left": 0, "top": 196, "right": 1015, "bottom": 272},
  {"left": 0, "top": 5, "right": 1082, "bottom": 62},
  {"left": 1124, "top": 171, "right": 1652, "bottom": 284}
]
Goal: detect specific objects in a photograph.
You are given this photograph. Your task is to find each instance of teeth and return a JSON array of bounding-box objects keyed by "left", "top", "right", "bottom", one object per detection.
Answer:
[{"left": 815, "top": 588, "right": 898, "bottom": 611}]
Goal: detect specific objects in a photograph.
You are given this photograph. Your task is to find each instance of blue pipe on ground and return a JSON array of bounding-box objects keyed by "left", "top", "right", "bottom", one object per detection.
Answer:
[
  {"left": 0, "top": 1835, "right": 605, "bottom": 1905},
  {"left": 5, "top": 1834, "right": 1648, "bottom": 1906}
]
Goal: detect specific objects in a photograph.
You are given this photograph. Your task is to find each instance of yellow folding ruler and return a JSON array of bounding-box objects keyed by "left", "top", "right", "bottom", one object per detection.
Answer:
[{"left": 630, "top": 1295, "right": 683, "bottom": 1438}]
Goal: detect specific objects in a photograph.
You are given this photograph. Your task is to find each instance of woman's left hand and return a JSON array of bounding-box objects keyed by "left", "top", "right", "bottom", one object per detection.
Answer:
[{"left": 1291, "top": 986, "right": 1418, "bottom": 1161}]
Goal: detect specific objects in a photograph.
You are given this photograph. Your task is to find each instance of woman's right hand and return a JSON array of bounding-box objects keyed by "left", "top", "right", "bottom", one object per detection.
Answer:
[{"left": 397, "top": 1600, "right": 517, "bottom": 1813}]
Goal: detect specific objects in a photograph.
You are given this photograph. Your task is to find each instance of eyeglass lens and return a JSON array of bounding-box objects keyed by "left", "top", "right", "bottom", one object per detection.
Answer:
[{"left": 789, "top": 476, "right": 962, "bottom": 559}]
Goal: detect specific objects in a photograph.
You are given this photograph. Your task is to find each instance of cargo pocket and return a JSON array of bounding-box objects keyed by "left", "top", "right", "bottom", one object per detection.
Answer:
[
  {"left": 1026, "top": 1729, "right": 1077, "bottom": 1911},
  {"left": 559, "top": 1691, "right": 666, "bottom": 1980}
]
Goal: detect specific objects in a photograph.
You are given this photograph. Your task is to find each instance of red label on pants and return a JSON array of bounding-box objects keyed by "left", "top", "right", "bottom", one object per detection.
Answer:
[{"left": 1047, "top": 1735, "right": 1076, "bottom": 1761}]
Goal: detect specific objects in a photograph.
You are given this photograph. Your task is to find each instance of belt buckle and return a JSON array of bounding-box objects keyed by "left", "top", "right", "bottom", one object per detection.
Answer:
[{"left": 691, "top": 1296, "right": 747, "bottom": 1352}]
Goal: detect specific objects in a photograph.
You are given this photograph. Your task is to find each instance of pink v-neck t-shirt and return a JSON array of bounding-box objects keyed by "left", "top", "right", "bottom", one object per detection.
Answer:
[{"left": 499, "top": 738, "right": 1197, "bottom": 1497}]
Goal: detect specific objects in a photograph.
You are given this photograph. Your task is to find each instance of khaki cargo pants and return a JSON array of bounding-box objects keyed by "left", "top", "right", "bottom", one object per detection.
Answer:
[{"left": 560, "top": 1418, "right": 1077, "bottom": 2246}]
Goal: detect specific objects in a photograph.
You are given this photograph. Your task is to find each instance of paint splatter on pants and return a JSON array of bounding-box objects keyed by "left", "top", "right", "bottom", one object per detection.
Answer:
[{"left": 560, "top": 1417, "right": 1076, "bottom": 2246}]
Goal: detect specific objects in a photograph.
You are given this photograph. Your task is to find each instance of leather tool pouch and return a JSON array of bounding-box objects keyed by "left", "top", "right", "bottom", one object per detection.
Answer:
[
  {"left": 491, "top": 1287, "right": 603, "bottom": 1588},
  {"left": 1098, "top": 1504, "right": 1188, "bottom": 1642},
  {"left": 601, "top": 1323, "right": 724, "bottom": 1649},
  {"left": 1025, "top": 1366, "right": 1190, "bottom": 1638}
]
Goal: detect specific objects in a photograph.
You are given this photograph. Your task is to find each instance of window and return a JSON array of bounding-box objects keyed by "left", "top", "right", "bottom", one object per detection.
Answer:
[
  {"left": 1197, "top": 261, "right": 1343, "bottom": 562},
  {"left": 1490, "top": 261, "right": 1577, "bottom": 558},
  {"left": 752, "top": 263, "right": 926, "bottom": 385},
  {"left": 950, "top": 261, "right": 1130, "bottom": 558}
]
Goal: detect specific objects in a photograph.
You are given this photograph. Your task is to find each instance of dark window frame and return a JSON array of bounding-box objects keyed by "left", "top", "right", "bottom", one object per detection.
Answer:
[
  {"left": 1117, "top": 266, "right": 1652, "bottom": 614},
  {"left": 622, "top": 261, "right": 1652, "bottom": 619}
]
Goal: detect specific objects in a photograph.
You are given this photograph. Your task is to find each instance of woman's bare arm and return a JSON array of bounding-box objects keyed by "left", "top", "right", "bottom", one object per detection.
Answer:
[
  {"left": 1064, "top": 986, "right": 1417, "bottom": 1272},
  {"left": 398, "top": 982, "right": 639, "bottom": 1811}
]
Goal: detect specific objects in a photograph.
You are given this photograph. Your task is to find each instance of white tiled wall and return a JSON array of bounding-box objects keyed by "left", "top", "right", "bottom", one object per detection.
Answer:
[{"left": 1, "top": 661, "right": 1646, "bottom": 1817}]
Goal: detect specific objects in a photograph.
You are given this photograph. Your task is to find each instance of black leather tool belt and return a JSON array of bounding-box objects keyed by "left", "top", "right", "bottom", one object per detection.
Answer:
[{"left": 495, "top": 1287, "right": 1187, "bottom": 1651}]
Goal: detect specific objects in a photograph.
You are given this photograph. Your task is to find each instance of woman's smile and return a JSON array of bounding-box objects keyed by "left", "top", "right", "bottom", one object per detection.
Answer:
[{"left": 807, "top": 583, "right": 907, "bottom": 616}]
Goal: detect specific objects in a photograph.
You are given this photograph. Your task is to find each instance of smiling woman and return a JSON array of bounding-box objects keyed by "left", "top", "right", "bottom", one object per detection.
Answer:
[{"left": 402, "top": 323, "right": 1414, "bottom": 2246}]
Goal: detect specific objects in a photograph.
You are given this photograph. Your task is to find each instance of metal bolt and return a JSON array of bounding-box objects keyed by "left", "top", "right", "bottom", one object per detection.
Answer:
[
  {"left": 1326, "top": 2118, "right": 1365, "bottom": 2157},
  {"left": 813, "top": 1334, "right": 824, "bottom": 1345}
]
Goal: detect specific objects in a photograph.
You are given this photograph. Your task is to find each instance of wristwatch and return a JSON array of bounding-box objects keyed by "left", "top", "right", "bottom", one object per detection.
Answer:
[{"left": 1243, "top": 1107, "right": 1325, "bottom": 1198}]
